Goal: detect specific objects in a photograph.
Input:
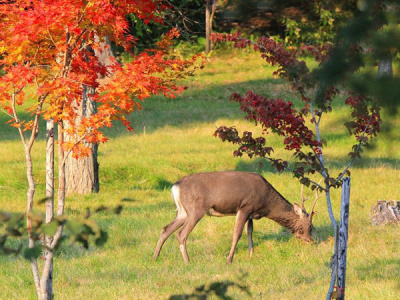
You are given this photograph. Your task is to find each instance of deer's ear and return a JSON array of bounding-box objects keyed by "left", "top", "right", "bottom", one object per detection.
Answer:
[{"left": 293, "top": 203, "right": 305, "bottom": 217}]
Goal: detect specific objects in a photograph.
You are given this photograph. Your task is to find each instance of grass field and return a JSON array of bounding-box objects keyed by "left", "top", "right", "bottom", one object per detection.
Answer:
[{"left": 0, "top": 50, "right": 400, "bottom": 299}]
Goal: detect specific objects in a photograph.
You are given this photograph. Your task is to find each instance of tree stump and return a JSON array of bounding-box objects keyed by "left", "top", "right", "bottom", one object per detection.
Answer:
[{"left": 370, "top": 200, "right": 400, "bottom": 226}]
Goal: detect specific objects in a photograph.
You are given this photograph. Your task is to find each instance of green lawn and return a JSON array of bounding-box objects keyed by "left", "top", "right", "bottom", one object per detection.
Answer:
[{"left": 0, "top": 50, "right": 399, "bottom": 299}]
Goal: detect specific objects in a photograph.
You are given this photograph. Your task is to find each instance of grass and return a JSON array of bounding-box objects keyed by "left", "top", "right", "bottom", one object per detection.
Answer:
[{"left": 1, "top": 50, "right": 400, "bottom": 299}]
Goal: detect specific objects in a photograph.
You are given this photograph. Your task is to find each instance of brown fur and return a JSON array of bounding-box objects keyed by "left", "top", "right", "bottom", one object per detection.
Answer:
[{"left": 153, "top": 171, "right": 313, "bottom": 264}]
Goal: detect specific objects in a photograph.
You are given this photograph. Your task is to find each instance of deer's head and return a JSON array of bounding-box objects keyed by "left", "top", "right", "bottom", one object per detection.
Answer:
[
  {"left": 292, "top": 185, "right": 324, "bottom": 243},
  {"left": 292, "top": 204, "right": 314, "bottom": 242}
]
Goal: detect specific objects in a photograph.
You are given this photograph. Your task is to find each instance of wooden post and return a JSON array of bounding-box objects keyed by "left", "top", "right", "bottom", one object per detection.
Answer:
[{"left": 337, "top": 177, "right": 350, "bottom": 299}]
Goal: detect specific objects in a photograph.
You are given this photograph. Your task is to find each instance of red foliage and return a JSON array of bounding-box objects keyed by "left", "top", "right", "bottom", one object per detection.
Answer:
[
  {"left": 230, "top": 91, "right": 321, "bottom": 153},
  {"left": 344, "top": 92, "right": 381, "bottom": 139},
  {"left": 0, "top": 0, "right": 202, "bottom": 157},
  {"left": 212, "top": 31, "right": 381, "bottom": 187}
]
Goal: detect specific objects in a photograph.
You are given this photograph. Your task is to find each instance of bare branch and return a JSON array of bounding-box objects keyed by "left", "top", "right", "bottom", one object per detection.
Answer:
[
  {"left": 263, "top": 156, "right": 326, "bottom": 191},
  {"left": 11, "top": 90, "right": 27, "bottom": 147},
  {"left": 60, "top": 134, "right": 87, "bottom": 167},
  {"left": 46, "top": 26, "right": 60, "bottom": 52},
  {"left": 27, "top": 93, "right": 49, "bottom": 152},
  {"left": 309, "top": 179, "right": 324, "bottom": 218},
  {"left": 0, "top": 107, "right": 14, "bottom": 118},
  {"left": 76, "top": 1, "right": 89, "bottom": 25},
  {"left": 50, "top": 224, "right": 64, "bottom": 249},
  {"left": 71, "top": 28, "right": 88, "bottom": 51},
  {"left": 300, "top": 184, "right": 309, "bottom": 211}
]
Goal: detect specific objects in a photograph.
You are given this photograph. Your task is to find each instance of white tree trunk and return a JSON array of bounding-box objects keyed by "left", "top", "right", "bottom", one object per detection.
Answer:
[
  {"left": 337, "top": 177, "right": 350, "bottom": 299},
  {"left": 43, "top": 119, "right": 55, "bottom": 299},
  {"left": 57, "top": 122, "right": 66, "bottom": 216},
  {"left": 26, "top": 146, "right": 41, "bottom": 299}
]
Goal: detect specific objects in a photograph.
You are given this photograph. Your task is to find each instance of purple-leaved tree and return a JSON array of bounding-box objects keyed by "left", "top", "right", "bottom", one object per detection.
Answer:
[{"left": 212, "top": 31, "right": 381, "bottom": 299}]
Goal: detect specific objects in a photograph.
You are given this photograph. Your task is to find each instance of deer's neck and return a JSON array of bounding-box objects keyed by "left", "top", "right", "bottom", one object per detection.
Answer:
[
  {"left": 267, "top": 195, "right": 299, "bottom": 234},
  {"left": 268, "top": 210, "right": 299, "bottom": 233}
]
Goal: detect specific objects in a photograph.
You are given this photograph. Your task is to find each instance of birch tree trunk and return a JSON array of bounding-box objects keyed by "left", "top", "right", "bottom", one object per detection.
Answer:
[
  {"left": 42, "top": 119, "right": 55, "bottom": 299},
  {"left": 26, "top": 145, "right": 41, "bottom": 299},
  {"left": 337, "top": 177, "right": 350, "bottom": 300}
]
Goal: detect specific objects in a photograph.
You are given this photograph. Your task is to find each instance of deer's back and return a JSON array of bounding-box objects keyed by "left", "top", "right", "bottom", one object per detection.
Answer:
[{"left": 173, "top": 171, "right": 279, "bottom": 216}]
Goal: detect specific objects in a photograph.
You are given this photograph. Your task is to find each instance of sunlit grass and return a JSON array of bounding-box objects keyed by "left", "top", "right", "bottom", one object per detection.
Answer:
[{"left": 0, "top": 51, "right": 399, "bottom": 299}]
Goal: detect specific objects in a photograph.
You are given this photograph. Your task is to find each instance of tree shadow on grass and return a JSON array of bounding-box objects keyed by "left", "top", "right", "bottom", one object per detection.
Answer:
[
  {"left": 252, "top": 224, "right": 333, "bottom": 246},
  {"left": 3, "top": 77, "right": 399, "bottom": 177},
  {"left": 312, "top": 225, "right": 335, "bottom": 243},
  {"left": 0, "top": 108, "right": 48, "bottom": 141},
  {"left": 234, "top": 153, "right": 400, "bottom": 178},
  {"left": 255, "top": 229, "right": 293, "bottom": 244},
  {"left": 0, "top": 79, "right": 280, "bottom": 142},
  {"left": 155, "top": 178, "right": 173, "bottom": 191},
  {"left": 169, "top": 272, "right": 251, "bottom": 300},
  {"left": 105, "top": 78, "right": 286, "bottom": 138}
]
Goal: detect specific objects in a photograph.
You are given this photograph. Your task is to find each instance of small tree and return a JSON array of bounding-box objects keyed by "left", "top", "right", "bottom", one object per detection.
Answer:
[
  {"left": 212, "top": 28, "right": 381, "bottom": 298},
  {"left": 0, "top": 1, "right": 200, "bottom": 299}
]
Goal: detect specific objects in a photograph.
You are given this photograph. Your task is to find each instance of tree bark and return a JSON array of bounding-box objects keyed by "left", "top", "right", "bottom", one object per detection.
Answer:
[
  {"left": 370, "top": 200, "right": 400, "bottom": 225},
  {"left": 64, "top": 36, "right": 114, "bottom": 195},
  {"left": 25, "top": 145, "right": 41, "bottom": 299},
  {"left": 205, "top": 0, "right": 211, "bottom": 55},
  {"left": 57, "top": 122, "right": 66, "bottom": 216},
  {"left": 337, "top": 177, "right": 350, "bottom": 300},
  {"left": 64, "top": 87, "right": 99, "bottom": 195},
  {"left": 43, "top": 119, "right": 55, "bottom": 299}
]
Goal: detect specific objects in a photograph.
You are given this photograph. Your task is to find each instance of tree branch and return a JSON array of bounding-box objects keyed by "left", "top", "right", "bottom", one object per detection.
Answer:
[
  {"left": 50, "top": 224, "right": 64, "bottom": 249},
  {"left": 30, "top": 258, "right": 41, "bottom": 299},
  {"left": 309, "top": 101, "right": 329, "bottom": 177},
  {"left": 11, "top": 90, "right": 27, "bottom": 147},
  {"left": 0, "top": 107, "right": 14, "bottom": 118},
  {"left": 334, "top": 116, "right": 373, "bottom": 185}
]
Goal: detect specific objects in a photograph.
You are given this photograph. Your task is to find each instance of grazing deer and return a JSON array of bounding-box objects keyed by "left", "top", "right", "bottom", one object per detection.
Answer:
[{"left": 153, "top": 171, "right": 321, "bottom": 264}]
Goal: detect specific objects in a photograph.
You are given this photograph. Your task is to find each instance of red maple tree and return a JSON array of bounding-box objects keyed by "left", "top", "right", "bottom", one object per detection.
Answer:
[{"left": 0, "top": 1, "right": 201, "bottom": 299}]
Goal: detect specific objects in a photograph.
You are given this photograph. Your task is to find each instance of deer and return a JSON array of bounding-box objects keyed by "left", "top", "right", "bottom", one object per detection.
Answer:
[{"left": 153, "top": 171, "right": 322, "bottom": 264}]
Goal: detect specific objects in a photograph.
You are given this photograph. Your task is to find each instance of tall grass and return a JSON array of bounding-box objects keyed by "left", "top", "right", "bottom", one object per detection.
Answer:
[{"left": 0, "top": 50, "right": 399, "bottom": 299}]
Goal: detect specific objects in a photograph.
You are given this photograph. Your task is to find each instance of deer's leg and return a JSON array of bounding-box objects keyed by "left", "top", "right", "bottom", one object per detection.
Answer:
[
  {"left": 227, "top": 210, "right": 250, "bottom": 264},
  {"left": 153, "top": 216, "right": 186, "bottom": 260},
  {"left": 177, "top": 213, "right": 204, "bottom": 264},
  {"left": 246, "top": 218, "right": 254, "bottom": 258}
]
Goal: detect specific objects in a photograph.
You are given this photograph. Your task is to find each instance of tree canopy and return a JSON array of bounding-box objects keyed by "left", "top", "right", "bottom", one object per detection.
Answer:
[{"left": 0, "top": 0, "right": 200, "bottom": 158}]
